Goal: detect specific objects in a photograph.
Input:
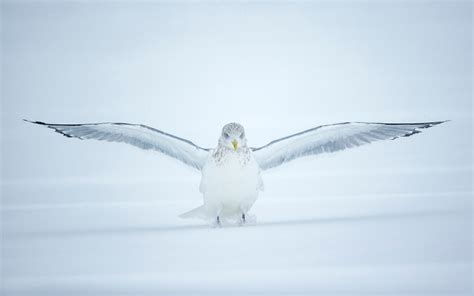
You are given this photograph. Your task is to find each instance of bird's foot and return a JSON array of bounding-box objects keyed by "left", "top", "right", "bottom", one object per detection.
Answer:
[
  {"left": 212, "top": 216, "right": 222, "bottom": 228},
  {"left": 239, "top": 213, "right": 246, "bottom": 226},
  {"left": 241, "top": 213, "right": 257, "bottom": 226}
]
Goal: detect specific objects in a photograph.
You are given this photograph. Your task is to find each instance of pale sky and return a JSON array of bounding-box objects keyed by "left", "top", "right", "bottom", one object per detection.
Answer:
[{"left": 1, "top": 1, "right": 472, "bottom": 193}]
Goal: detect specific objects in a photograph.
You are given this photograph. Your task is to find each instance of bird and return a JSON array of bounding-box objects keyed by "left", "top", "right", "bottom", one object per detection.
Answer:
[{"left": 25, "top": 119, "right": 446, "bottom": 226}]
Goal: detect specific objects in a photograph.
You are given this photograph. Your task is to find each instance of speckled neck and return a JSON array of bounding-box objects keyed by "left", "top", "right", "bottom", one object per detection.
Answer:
[{"left": 212, "top": 145, "right": 251, "bottom": 166}]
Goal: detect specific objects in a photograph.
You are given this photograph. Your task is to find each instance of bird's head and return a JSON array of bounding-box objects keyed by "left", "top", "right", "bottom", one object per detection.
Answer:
[{"left": 219, "top": 122, "right": 247, "bottom": 151}]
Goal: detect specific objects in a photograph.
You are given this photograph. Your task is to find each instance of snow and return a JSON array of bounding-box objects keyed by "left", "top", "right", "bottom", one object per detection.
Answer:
[
  {"left": 1, "top": 1, "right": 472, "bottom": 295},
  {"left": 2, "top": 180, "right": 472, "bottom": 295}
]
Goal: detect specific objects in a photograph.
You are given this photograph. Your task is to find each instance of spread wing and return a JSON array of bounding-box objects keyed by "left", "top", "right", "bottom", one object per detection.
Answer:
[
  {"left": 25, "top": 120, "right": 211, "bottom": 170},
  {"left": 251, "top": 121, "right": 446, "bottom": 170}
]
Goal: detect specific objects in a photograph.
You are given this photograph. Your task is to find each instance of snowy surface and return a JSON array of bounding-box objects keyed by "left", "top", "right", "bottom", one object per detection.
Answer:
[
  {"left": 2, "top": 185, "right": 472, "bottom": 295},
  {"left": 1, "top": 1, "right": 473, "bottom": 295}
]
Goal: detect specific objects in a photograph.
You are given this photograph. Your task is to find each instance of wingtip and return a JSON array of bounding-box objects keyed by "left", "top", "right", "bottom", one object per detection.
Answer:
[
  {"left": 430, "top": 120, "right": 450, "bottom": 126},
  {"left": 23, "top": 119, "right": 46, "bottom": 125}
]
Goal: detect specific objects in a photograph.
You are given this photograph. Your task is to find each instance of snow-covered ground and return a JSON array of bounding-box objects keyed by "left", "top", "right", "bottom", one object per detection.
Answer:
[
  {"left": 1, "top": 1, "right": 472, "bottom": 295},
  {"left": 2, "top": 182, "right": 472, "bottom": 295}
]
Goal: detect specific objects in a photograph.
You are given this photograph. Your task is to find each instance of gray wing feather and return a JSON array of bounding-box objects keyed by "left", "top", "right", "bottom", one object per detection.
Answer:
[
  {"left": 25, "top": 120, "right": 210, "bottom": 170},
  {"left": 251, "top": 121, "right": 447, "bottom": 170}
]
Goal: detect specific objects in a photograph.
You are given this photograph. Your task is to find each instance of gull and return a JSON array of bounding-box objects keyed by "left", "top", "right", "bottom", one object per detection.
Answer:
[{"left": 25, "top": 120, "right": 446, "bottom": 226}]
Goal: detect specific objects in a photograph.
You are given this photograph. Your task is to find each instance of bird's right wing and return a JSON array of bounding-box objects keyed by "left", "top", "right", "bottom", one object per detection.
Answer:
[
  {"left": 251, "top": 121, "right": 446, "bottom": 170},
  {"left": 25, "top": 120, "right": 211, "bottom": 170}
]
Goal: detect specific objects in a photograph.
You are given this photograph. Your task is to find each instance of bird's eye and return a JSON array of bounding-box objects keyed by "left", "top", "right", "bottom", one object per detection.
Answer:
[
  {"left": 224, "top": 133, "right": 230, "bottom": 139},
  {"left": 240, "top": 133, "right": 244, "bottom": 139}
]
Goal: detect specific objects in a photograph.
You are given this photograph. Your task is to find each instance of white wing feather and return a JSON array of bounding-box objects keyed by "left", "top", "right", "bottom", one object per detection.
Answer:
[
  {"left": 25, "top": 120, "right": 210, "bottom": 170},
  {"left": 251, "top": 121, "right": 446, "bottom": 170}
]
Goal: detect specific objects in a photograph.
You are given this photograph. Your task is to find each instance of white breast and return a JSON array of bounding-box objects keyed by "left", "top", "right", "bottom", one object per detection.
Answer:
[{"left": 200, "top": 150, "right": 263, "bottom": 218}]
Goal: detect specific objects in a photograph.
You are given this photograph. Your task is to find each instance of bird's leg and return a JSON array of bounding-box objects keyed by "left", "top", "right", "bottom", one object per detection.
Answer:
[
  {"left": 239, "top": 204, "right": 248, "bottom": 225},
  {"left": 212, "top": 204, "right": 223, "bottom": 228}
]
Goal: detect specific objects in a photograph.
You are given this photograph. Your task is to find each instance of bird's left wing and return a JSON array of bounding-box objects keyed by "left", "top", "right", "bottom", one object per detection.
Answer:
[
  {"left": 25, "top": 120, "right": 211, "bottom": 170},
  {"left": 251, "top": 121, "right": 446, "bottom": 170}
]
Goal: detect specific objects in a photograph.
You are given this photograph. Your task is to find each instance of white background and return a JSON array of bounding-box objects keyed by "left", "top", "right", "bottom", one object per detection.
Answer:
[{"left": 1, "top": 1, "right": 472, "bottom": 295}]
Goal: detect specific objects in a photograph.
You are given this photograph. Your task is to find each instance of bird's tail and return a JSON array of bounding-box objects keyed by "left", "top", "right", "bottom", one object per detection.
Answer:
[{"left": 179, "top": 205, "right": 208, "bottom": 220}]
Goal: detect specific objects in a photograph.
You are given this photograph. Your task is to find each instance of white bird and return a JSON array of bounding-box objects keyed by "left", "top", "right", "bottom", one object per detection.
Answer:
[{"left": 25, "top": 120, "right": 446, "bottom": 226}]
